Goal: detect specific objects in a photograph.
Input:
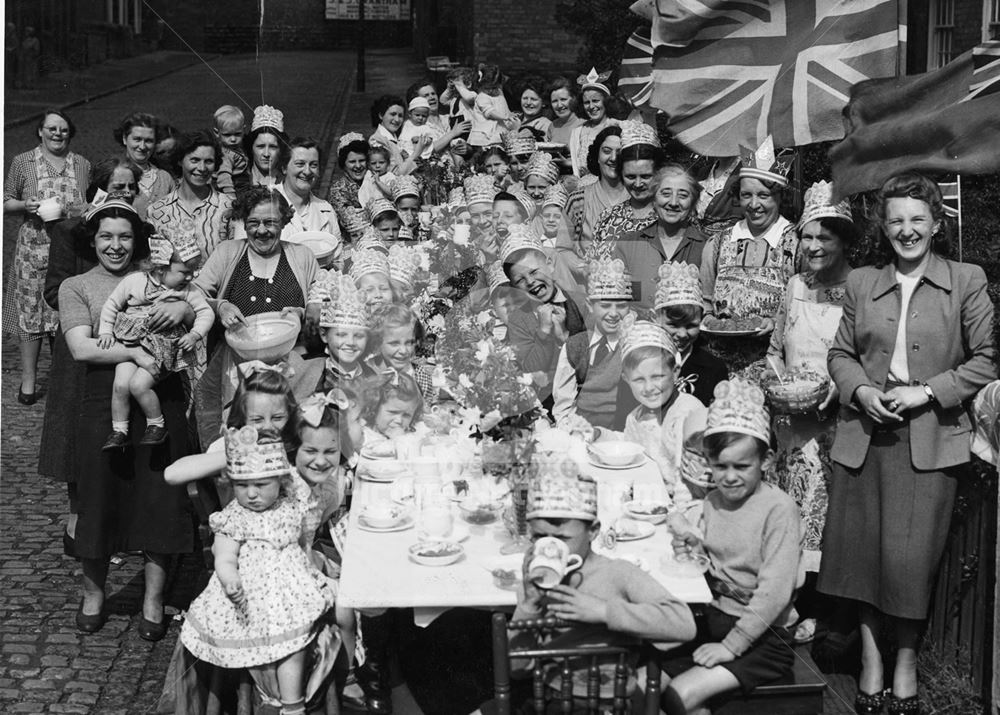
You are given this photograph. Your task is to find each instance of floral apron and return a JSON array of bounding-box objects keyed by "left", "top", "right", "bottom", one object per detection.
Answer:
[{"left": 9, "top": 149, "right": 82, "bottom": 335}]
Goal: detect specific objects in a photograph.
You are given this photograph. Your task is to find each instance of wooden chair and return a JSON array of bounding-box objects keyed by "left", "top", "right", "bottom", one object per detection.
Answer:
[{"left": 491, "top": 612, "right": 661, "bottom": 715}]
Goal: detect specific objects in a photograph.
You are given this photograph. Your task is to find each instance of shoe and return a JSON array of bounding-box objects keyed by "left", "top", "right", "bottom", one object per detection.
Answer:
[
  {"left": 887, "top": 694, "right": 920, "bottom": 715},
  {"left": 102, "top": 431, "right": 130, "bottom": 451},
  {"left": 341, "top": 671, "right": 369, "bottom": 711},
  {"left": 356, "top": 660, "right": 393, "bottom": 714},
  {"left": 138, "top": 425, "right": 168, "bottom": 446},
  {"left": 63, "top": 531, "right": 78, "bottom": 559},
  {"left": 76, "top": 600, "right": 107, "bottom": 634},
  {"left": 17, "top": 386, "right": 37, "bottom": 405},
  {"left": 137, "top": 612, "right": 168, "bottom": 642},
  {"left": 855, "top": 689, "right": 888, "bottom": 714}
]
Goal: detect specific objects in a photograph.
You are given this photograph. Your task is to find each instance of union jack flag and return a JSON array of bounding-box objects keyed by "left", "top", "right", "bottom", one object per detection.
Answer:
[
  {"left": 619, "top": 0, "right": 901, "bottom": 156},
  {"left": 963, "top": 40, "right": 1000, "bottom": 101}
]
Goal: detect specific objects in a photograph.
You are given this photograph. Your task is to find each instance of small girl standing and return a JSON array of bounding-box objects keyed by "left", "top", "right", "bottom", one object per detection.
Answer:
[
  {"left": 367, "top": 303, "right": 436, "bottom": 407},
  {"left": 452, "top": 64, "right": 512, "bottom": 149},
  {"left": 98, "top": 233, "right": 214, "bottom": 450},
  {"left": 180, "top": 427, "right": 335, "bottom": 715}
]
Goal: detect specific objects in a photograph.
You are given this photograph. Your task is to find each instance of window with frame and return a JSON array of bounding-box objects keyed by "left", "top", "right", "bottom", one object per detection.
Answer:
[
  {"left": 928, "top": 0, "right": 955, "bottom": 69},
  {"left": 105, "top": 0, "right": 142, "bottom": 34},
  {"left": 985, "top": 0, "right": 1000, "bottom": 40}
]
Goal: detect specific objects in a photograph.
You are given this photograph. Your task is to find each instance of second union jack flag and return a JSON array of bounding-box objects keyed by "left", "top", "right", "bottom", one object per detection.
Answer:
[{"left": 619, "top": 0, "right": 901, "bottom": 156}]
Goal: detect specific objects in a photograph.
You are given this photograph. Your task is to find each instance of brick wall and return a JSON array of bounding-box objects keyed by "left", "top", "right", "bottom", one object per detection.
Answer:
[{"left": 470, "top": 0, "right": 582, "bottom": 73}]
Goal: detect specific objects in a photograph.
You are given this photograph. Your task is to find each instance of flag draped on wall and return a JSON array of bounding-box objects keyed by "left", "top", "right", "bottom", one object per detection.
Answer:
[
  {"left": 619, "top": 0, "right": 901, "bottom": 157},
  {"left": 831, "top": 41, "right": 1000, "bottom": 199}
]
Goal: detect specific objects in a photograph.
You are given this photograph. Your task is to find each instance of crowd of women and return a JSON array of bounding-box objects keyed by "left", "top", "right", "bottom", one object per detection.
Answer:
[{"left": 3, "top": 61, "right": 998, "bottom": 715}]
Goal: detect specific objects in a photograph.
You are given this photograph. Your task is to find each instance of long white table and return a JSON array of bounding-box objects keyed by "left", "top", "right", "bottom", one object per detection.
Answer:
[{"left": 337, "top": 456, "right": 712, "bottom": 623}]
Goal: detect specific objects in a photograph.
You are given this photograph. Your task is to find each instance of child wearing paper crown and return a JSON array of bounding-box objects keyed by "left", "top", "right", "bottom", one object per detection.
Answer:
[
  {"left": 652, "top": 262, "right": 728, "bottom": 408},
  {"left": 97, "top": 232, "right": 214, "bottom": 451},
  {"left": 552, "top": 258, "right": 638, "bottom": 431},
  {"left": 594, "top": 321, "right": 707, "bottom": 514},
  {"left": 659, "top": 379, "right": 804, "bottom": 715},
  {"left": 494, "top": 461, "right": 696, "bottom": 710},
  {"left": 180, "top": 427, "right": 336, "bottom": 715},
  {"left": 310, "top": 270, "right": 378, "bottom": 392}
]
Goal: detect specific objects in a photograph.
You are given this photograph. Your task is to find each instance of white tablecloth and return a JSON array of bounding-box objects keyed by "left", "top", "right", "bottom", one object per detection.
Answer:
[{"left": 337, "top": 456, "right": 712, "bottom": 622}]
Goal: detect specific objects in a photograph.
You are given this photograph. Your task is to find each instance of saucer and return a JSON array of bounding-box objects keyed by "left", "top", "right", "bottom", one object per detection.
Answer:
[
  {"left": 587, "top": 454, "right": 647, "bottom": 470},
  {"left": 612, "top": 518, "right": 655, "bottom": 541},
  {"left": 357, "top": 514, "right": 414, "bottom": 532},
  {"left": 408, "top": 541, "right": 464, "bottom": 566}
]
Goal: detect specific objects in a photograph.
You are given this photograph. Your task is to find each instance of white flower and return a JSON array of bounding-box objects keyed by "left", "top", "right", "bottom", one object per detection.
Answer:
[
  {"left": 431, "top": 366, "right": 448, "bottom": 388},
  {"left": 517, "top": 373, "right": 534, "bottom": 386},
  {"left": 458, "top": 374, "right": 474, "bottom": 389},
  {"left": 459, "top": 407, "right": 481, "bottom": 429},
  {"left": 474, "top": 339, "right": 491, "bottom": 363},
  {"left": 427, "top": 315, "right": 446, "bottom": 334},
  {"left": 451, "top": 228, "right": 470, "bottom": 247},
  {"left": 475, "top": 311, "right": 492, "bottom": 327}
]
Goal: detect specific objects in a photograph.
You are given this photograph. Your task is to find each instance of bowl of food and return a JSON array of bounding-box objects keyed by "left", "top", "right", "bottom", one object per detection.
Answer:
[
  {"left": 457, "top": 497, "right": 504, "bottom": 525},
  {"left": 588, "top": 441, "right": 645, "bottom": 468},
  {"left": 763, "top": 370, "right": 830, "bottom": 414},
  {"left": 361, "top": 503, "right": 407, "bottom": 529},
  {"left": 624, "top": 500, "right": 670, "bottom": 524},
  {"left": 408, "top": 541, "right": 464, "bottom": 566},
  {"left": 225, "top": 311, "right": 301, "bottom": 363},
  {"left": 673, "top": 552, "right": 711, "bottom": 577}
]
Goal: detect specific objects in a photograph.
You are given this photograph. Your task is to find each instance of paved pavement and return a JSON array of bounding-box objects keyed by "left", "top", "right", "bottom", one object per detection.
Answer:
[{"left": 0, "top": 47, "right": 425, "bottom": 715}]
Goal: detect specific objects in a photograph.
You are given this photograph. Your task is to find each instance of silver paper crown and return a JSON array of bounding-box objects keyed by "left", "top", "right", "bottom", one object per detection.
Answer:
[
  {"left": 799, "top": 180, "right": 853, "bottom": 228},
  {"left": 621, "top": 320, "right": 677, "bottom": 358},
  {"left": 355, "top": 225, "right": 388, "bottom": 253},
  {"left": 527, "top": 459, "right": 598, "bottom": 521},
  {"left": 704, "top": 379, "right": 771, "bottom": 443},
  {"left": 349, "top": 248, "right": 391, "bottom": 283},
  {"left": 739, "top": 135, "right": 791, "bottom": 187},
  {"left": 524, "top": 152, "right": 560, "bottom": 185},
  {"left": 341, "top": 206, "right": 370, "bottom": 237},
  {"left": 387, "top": 243, "right": 422, "bottom": 288},
  {"left": 84, "top": 197, "right": 137, "bottom": 223},
  {"left": 251, "top": 105, "right": 284, "bottom": 133},
  {"left": 391, "top": 175, "right": 421, "bottom": 203},
  {"left": 485, "top": 261, "right": 510, "bottom": 293},
  {"left": 502, "top": 130, "right": 537, "bottom": 157},
  {"left": 541, "top": 183, "right": 569, "bottom": 209},
  {"left": 224, "top": 426, "right": 291, "bottom": 480},
  {"left": 338, "top": 132, "right": 365, "bottom": 151},
  {"left": 587, "top": 258, "right": 632, "bottom": 300},
  {"left": 654, "top": 261, "right": 702, "bottom": 310},
  {"left": 577, "top": 67, "right": 612, "bottom": 95},
  {"left": 447, "top": 187, "right": 467, "bottom": 210},
  {"left": 510, "top": 189, "right": 537, "bottom": 221},
  {"left": 619, "top": 119, "right": 660, "bottom": 150},
  {"left": 499, "top": 223, "right": 544, "bottom": 265},
  {"left": 464, "top": 174, "right": 499, "bottom": 206},
  {"left": 366, "top": 197, "right": 399, "bottom": 223},
  {"left": 319, "top": 270, "right": 371, "bottom": 330}
]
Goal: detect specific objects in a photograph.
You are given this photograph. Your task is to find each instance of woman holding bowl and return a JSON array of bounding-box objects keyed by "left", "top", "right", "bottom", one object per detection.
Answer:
[
  {"left": 564, "top": 125, "right": 626, "bottom": 259},
  {"left": 113, "top": 111, "right": 173, "bottom": 205},
  {"left": 613, "top": 164, "right": 709, "bottom": 309},
  {"left": 698, "top": 140, "right": 802, "bottom": 374},
  {"left": 59, "top": 199, "right": 193, "bottom": 639},
  {"left": 147, "top": 130, "right": 234, "bottom": 260},
  {"left": 568, "top": 68, "right": 618, "bottom": 180},
  {"left": 244, "top": 105, "right": 287, "bottom": 189},
  {"left": 819, "top": 172, "right": 996, "bottom": 714},
  {"left": 3, "top": 108, "right": 91, "bottom": 404}
]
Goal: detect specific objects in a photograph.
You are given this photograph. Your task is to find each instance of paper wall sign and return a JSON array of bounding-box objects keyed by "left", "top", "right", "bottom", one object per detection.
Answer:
[{"left": 325, "top": 0, "right": 411, "bottom": 21}]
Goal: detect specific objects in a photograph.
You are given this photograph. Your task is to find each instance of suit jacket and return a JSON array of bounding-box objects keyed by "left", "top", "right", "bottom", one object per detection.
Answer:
[{"left": 828, "top": 254, "right": 997, "bottom": 470}]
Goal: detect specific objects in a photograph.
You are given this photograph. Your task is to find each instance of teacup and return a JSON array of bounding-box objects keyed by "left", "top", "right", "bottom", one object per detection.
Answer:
[
  {"left": 363, "top": 502, "right": 404, "bottom": 529},
  {"left": 37, "top": 197, "right": 63, "bottom": 222},
  {"left": 528, "top": 536, "right": 583, "bottom": 589},
  {"left": 418, "top": 503, "right": 454, "bottom": 540}
]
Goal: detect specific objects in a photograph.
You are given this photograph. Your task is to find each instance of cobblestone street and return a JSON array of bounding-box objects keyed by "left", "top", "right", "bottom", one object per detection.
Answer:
[{"left": 0, "top": 48, "right": 424, "bottom": 714}]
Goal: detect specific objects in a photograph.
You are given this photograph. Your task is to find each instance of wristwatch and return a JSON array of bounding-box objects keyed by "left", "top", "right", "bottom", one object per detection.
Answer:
[{"left": 922, "top": 383, "right": 936, "bottom": 403}]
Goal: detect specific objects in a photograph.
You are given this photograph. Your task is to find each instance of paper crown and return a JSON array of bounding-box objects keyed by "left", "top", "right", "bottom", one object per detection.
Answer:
[
  {"left": 739, "top": 135, "right": 792, "bottom": 187},
  {"left": 84, "top": 196, "right": 137, "bottom": 223},
  {"left": 654, "top": 261, "right": 702, "bottom": 310},
  {"left": 349, "top": 248, "right": 391, "bottom": 283},
  {"left": 705, "top": 379, "right": 771, "bottom": 443},
  {"left": 587, "top": 258, "right": 632, "bottom": 301},
  {"left": 485, "top": 260, "right": 510, "bottom": 293},
  {"left": 621, "top": 320, "right": 676, "bottom": 359},
  {"left": 338, "top": 131, "right": 365, "bottom": 151},
  {"left": 527, "top": 459, "right": 598, "bottom": 521},
  {"left": 464, "top": 174, "right": 499, "bottom": 206},
  {"left": 541, "top": 183, "right": 569, "bottom": 210},
  {"left": 408, "top": 96, "right": 430, "bottom": 111},
  {"left": 251, "top": 105, "right": 284, "bottom": 133},
  {"left": 510, "top": 189, "right": 537, "bottom": 220},
  {"left": 224, "top": 426, "right": 291, "bottom": 480},
  {"left": 447, "top": 187, "right": 467, "bottom": 210},
  {"left": 366, "top": 197, "right": 399, "bottom": 222},
  {"left": 502, "top": 130, "right": 536, "bottom": 157},
  {"left": 397, "top": 224, "right": 414, "bottom": 241},
  {"left": 387, "top": 243, "right": 421, "bottom": 288},
  {"left": 799, "top": 180, "right": 853, "bottom": 228},
  {"left": 341, "top": 206, "right": 370, "bottom": 237},
  {"left": 355, "top": 225, "right": 388, "bottom": 253},
  {"left": 391, "top": 175, "right": 421, "bottom": 203},
  {"left": 499, "top": 223, "right": 544, "bottom": 265},
  {"left": 620, "top": 119, "right": 660, "bottom": 150},
  {"left": 577, "top": 67, "right": 612, "bottom": 96},
  {"left": 524, "top": 152, "right": 560, "bottom": 185},
  {"left": 319, "top": 270, "right": 371, "bottom": 330},
  {"left": 148, "top": 230, "right": 201, "bottom": 266}
]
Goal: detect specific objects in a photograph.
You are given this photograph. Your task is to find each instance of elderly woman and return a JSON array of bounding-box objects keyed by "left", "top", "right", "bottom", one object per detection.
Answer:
[
  {"left": 564, "top": 125, "right": 626, "bottom": 259},
  {"left": 568, "top": 68, "right": 619, "bottom": 179},
  {"left": 327, "top": 133, "right": 370, "bottom": 236},
  {"left": 547, "top": 77, "right": 585, "bottom": 148},
  {"left": 194, "top": 187, "right": 319, "bottom": 445},
  {"left": 113, "top": 111, "right": 173, "bottom": 205},
  {"left": 765, "top": 181, "right": 856, "bottom": 574},
  {"left": 513, "top": 75, "right": 553, "bottom": 139},
  {"left": 3, "top": 108, "right": 91, "bottom": 404},
  {"left": 589, "top": 120, "right": 664, "bottom": 261},
  {"left": 818, "top": 172, "right": 997, "bottom": 714},
  {"left": 699, "top": 143, "right": 801, "bottom": 374},
  {"left": 244, "top": 105, "right": 287, "bottom": 189},
  {"left": 147, "top": 130, "right": 234, "bottom": 260},
  {"left": 59, "top": 200, "right": 193, "bottom": 639},
  {"left": 613, "top": 164, "right": 709, "bottom": 309}
]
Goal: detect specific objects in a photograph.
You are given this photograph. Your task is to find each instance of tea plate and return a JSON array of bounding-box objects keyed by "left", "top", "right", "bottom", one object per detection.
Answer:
[{"left": 357, "top": 514, "right": 414, "bottom": 532}]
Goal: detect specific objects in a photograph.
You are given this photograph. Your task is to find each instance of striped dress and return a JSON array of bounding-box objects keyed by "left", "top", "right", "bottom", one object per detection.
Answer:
[{"left": 146, "top": 188, "right": 234, "bottom": 260}]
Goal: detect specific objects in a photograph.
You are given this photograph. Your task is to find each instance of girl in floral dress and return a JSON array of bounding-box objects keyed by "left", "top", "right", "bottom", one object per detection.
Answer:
[{"left": 180, "top": 427, "right": 335, "bottom": 715}]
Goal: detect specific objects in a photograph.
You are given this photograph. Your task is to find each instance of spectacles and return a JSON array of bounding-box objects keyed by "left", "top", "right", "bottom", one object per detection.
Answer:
[
  {"left": 44, "top": 126, "right": 69, "bottom": 135},
  {"left": 245, "top": 219, "right": 282, "bottom": 231}
]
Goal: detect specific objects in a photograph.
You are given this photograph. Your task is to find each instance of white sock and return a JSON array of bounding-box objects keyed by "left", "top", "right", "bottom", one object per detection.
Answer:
[
  {"left": 146, "top": 415, "right": 165, "bottom": 428},
  {"left": 112, "top": 421, "right": 129, "bottom": 434}
]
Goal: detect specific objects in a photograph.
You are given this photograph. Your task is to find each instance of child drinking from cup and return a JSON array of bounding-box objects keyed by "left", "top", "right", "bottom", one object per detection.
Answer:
[
  {"left": 367, "top": 303, "right": 436, "bottom": 407},
  {"left": 496, "top": 460, "right": 695, "bottom": 709},
  {"left": 97, "top": 231, "right": 214, "bottom": 450},
  {"left": 659, "top": 379, "right": 804, "bottom": 715},
  {"left": 180, "top": 427, "right": 336, "bottom": 715},
  {"left": 652, "top": 262, "right": 728, "bottom": 407}
]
